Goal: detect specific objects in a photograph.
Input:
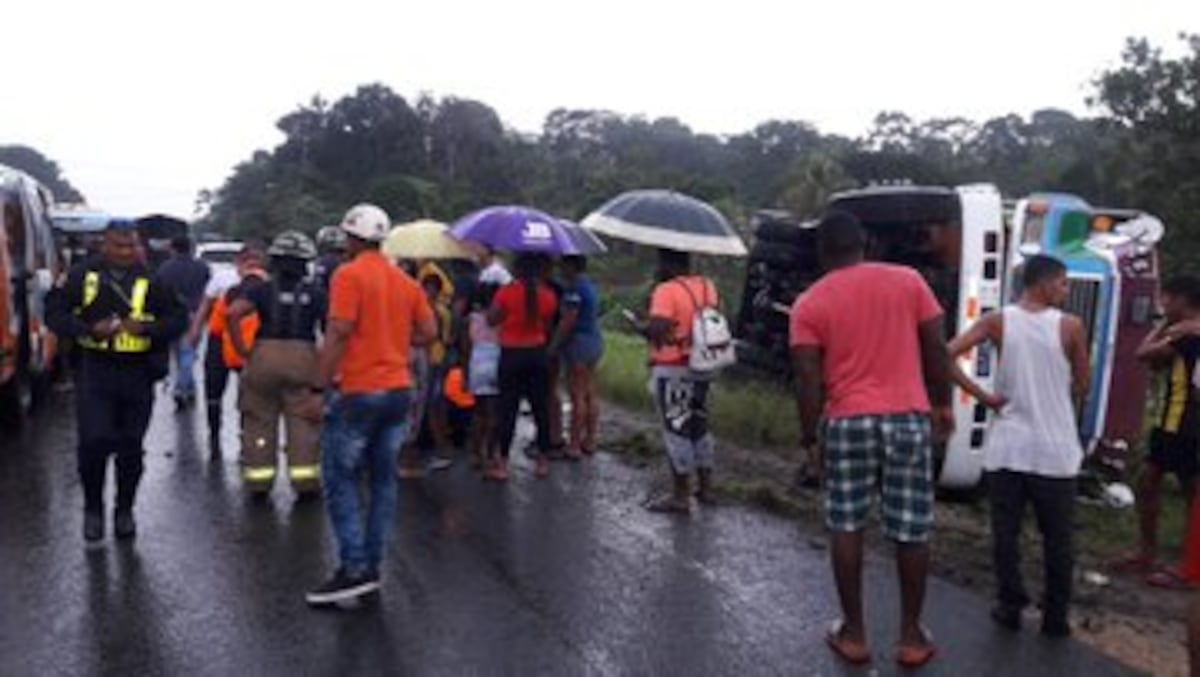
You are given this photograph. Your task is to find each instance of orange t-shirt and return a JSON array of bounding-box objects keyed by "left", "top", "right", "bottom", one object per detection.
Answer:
[
  {"left": 648, "top": 275, "right": 719, "bottom": 366},
  {"left": 329, "top": 250, "right": 433, "bottom": 394}
]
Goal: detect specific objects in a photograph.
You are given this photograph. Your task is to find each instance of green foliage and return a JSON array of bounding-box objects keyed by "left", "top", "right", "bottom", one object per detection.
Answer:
[
  {"left": 1093, "top": 34, "right": 1200, "bottom": 272},
  {"left": 195, "top": 36, "right": 1200, "bottom": 276},
  {"left": 595, "top": 331, "right": 653, "bottom": 412},
  {"left": 0, "top": 145, "right": 85, "bottom": 202}
]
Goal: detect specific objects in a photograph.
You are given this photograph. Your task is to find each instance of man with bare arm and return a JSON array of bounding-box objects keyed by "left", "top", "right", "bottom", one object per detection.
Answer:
[
  {"left": 948, "top": 254, "right": 1090, "bottom": 638},
  {"left": 790, "top": 211, "right": 953, "bottom": 669}
]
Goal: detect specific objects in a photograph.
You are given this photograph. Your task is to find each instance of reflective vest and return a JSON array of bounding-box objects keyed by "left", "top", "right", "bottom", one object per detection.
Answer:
[
  {"left": 220, "top": 297, "right": 259, "bottom": 370},
  {"left": 76, "top": 271, "right": 153, "bottom": 353}
]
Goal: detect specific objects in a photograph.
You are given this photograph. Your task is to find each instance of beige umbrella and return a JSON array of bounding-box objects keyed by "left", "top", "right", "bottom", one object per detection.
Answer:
[{"left": 383, "top": 220, "right": 479, "bottom": 260}]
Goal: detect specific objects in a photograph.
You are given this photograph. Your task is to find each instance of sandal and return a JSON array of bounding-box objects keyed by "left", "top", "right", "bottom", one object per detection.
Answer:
[
  {"left": 485, "top": 459, "right": 509, "bottom": 482},
  {"left": 1146, "top": 567, "right": 1198, "bottom": 590},
  {"left": 895, "top": 626, "right": 936, "bottom": 669},
  {"left": 645, "top": 496, "right": 691, "bottom": 515},
  {"left": 825, "top": 619, "right": 870, "bottom": 665}
]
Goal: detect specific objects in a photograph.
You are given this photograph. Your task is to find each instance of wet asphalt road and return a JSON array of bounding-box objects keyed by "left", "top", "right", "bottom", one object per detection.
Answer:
[{"left": 0, "top": 388, "right": 1139, "bottom": 676}]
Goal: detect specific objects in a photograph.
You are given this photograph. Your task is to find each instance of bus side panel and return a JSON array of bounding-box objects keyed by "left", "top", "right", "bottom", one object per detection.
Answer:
[
  {"left": 1101, "top": 273, "right": 1156, "bottom": 452},
  {"left": 939, "top": 185, "right": 1004, "bottom": 489}
]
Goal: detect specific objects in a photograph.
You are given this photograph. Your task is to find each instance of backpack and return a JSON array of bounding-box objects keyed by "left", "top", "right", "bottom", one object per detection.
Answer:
[{"left": 674, "top": 278, "right": 736, "bottom": 374}]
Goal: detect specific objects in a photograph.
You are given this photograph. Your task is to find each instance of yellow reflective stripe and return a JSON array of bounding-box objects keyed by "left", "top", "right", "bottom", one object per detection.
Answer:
[
  {"left": 243, "top": 467, "right": 277, "bottom": 482},
  {"left": 129, "top": 278, "right": 149, "bottom": 319},
  {"left": 77, "top": 336, "right": 109, "bottom": 350},
  {"left": 83, "top": 272, "right": 99, "bottom": 307},
  {"left": 288, "top": 465, "right": 320, "bottom": 481},
  {"left": 77, "top": 274, "right": 154, "bottom": 352},
  {"left": 1164, "top": 357, "right": 1188, "bottom": 433}
]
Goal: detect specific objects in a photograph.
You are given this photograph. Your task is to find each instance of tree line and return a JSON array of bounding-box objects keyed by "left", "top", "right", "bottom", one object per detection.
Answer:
[{"left": 5, "top": 36, "right": 1197, "bottom": 272}]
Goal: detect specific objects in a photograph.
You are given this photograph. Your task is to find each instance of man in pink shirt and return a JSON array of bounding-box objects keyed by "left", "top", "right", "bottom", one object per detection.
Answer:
[{"left": 789, "top": 211, "right": 953, "bottom": 669}]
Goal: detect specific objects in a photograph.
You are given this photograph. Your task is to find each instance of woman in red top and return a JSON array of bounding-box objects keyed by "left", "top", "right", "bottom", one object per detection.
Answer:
[{"left": 488, "top": 253, "right": 558, "bottom": 480}]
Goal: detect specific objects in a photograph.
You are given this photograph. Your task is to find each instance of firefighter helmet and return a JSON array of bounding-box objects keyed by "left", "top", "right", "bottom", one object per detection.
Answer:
[
  {"left": 267, "top": 230, "right": 318, "bottom": 260},
  {"left": 315, "top": 225, "right": 347, "bottom": 253}
]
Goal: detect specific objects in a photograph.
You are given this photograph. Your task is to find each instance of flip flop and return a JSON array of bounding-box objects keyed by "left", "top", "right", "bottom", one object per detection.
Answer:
[
  {"left": 1146, "top": 567, "right": 1198, "bottom": 590},
  {"left": 895, "top": 626, "right": 936, "bottom": 669},
  {"left": 645, "top": 497, "right": 691, "bottom": 515},
  {"left": 825, "top": 619, "right": 870, "bottom": 665}
]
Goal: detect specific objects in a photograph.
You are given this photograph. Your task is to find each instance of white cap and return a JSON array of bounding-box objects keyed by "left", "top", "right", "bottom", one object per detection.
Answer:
[{"left": 340, "top": 203, "right": 391, "bottom": 243}]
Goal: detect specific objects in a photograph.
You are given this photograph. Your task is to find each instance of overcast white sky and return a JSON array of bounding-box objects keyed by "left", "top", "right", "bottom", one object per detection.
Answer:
[{"left": 3, "top": 0, "right": 1198, "bottom": 218}]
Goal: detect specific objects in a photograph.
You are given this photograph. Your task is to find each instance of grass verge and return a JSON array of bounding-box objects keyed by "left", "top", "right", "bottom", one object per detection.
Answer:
[{"left": 596, "top": 330, "right": 799, "bottom": 449}]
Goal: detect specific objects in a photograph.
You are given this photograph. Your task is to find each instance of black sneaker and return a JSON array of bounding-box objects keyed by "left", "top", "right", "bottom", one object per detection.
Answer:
[
  {"left": 1041, "top": 616, "right": 1071, "bottom": 639},
  {"left": 83, "top": 512, "right": 104, "bottom": 543},
  {"left": 990, "top": 604, "right": 1022, "bottom": 631},
  {"left": 305, "top": 569, "right": 380, "bottom": 606},
  {"left": 114, "top": 510, "right": 137, "bottom": 540}
]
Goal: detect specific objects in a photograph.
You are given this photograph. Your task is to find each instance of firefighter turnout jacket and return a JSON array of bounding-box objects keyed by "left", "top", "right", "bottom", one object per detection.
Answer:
[{"left": 237, "top": 277, "right": 326, "bottom": 493}]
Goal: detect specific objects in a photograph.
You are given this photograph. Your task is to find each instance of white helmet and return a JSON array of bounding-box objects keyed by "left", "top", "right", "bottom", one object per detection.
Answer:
[{"left": 340, "top": 203, "right": 391, "bottom": 243}]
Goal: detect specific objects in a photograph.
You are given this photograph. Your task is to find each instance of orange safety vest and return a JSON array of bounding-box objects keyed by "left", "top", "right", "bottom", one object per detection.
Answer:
[{"left": 213, "top": 293, "right": 260, "bottom": 371}]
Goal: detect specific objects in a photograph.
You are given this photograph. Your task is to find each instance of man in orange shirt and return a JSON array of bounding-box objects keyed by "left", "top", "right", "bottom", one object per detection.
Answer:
[
  {"left": 634, "top": 248, "right": 721, "bottom": 513},
  {"left": 303, "top": 204, "right": 436, "bottom": 607}
]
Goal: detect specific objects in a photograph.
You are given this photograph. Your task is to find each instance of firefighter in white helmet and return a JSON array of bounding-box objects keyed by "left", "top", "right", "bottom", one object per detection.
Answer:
[{"left": 227, "top": 230, "right": 326, "bottom": 498}]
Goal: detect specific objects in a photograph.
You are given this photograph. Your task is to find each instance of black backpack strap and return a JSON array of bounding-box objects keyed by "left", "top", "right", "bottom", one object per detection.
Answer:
[{"left": 268, "top": 279, "right": 284, "bottom": 338}]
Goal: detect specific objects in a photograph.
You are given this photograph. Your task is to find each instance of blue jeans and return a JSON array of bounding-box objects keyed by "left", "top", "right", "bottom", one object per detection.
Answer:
[
  {"left": 320, "top": 389, "right": 411, "bottom": 573},
  {"left": 173, "top": 339, "right": 198, "bottom": 397}
]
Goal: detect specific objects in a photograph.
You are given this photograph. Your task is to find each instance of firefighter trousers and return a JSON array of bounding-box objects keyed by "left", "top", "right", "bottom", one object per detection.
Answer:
[{"left": 239, "top": 340, "right": 321, "bottom": 494}]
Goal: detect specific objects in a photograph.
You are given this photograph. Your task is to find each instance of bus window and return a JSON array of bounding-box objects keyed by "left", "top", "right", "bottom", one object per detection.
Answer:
[
  {"left": 1058, "top": 212, "right": 1090, "bottom": 248},
  {"left": 1022, "top": 213, "right": 1045, "bottom": 246}
]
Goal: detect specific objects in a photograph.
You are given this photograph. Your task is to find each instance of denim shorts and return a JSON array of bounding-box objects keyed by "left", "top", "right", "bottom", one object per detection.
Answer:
[
  {"left": 563, "top": 332, "right": 604, "bottom": 367},
  {"left": 469, "top": 343, "right": 500, "bottom": 396}
]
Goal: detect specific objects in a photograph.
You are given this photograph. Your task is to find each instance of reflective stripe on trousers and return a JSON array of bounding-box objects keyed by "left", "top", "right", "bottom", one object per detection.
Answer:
[
  {"left": 289, "top": 465, "right": 320, "bottom": 481},
  {"left": 242, "top": 466, "right": 277, "bottom": 483}
]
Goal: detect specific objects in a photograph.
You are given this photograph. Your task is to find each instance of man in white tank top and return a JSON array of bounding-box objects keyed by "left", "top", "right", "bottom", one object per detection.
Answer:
[{"left": 947, "top": 254, "right": 1090, "bottom": 638}]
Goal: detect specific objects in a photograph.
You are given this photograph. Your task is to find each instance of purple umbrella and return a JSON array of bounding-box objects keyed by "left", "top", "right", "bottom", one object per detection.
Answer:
[{"left": 449, "top": 206, "right": 581, "bottom": 255}]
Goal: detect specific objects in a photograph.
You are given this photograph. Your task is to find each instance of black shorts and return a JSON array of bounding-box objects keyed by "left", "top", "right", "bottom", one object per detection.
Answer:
[{"left": 1147, "top": 429, "right": 1199, "bottom": 478}]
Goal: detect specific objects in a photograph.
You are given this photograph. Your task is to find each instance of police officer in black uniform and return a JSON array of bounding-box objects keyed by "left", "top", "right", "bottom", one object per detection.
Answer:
[{"left": 47, "top": 219, "right": 187, "bottom": 543}]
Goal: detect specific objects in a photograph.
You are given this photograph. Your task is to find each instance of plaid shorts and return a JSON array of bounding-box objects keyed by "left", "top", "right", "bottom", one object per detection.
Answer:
[{"left": 823, "top": 413, "right": 934, "bottom": 543}]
